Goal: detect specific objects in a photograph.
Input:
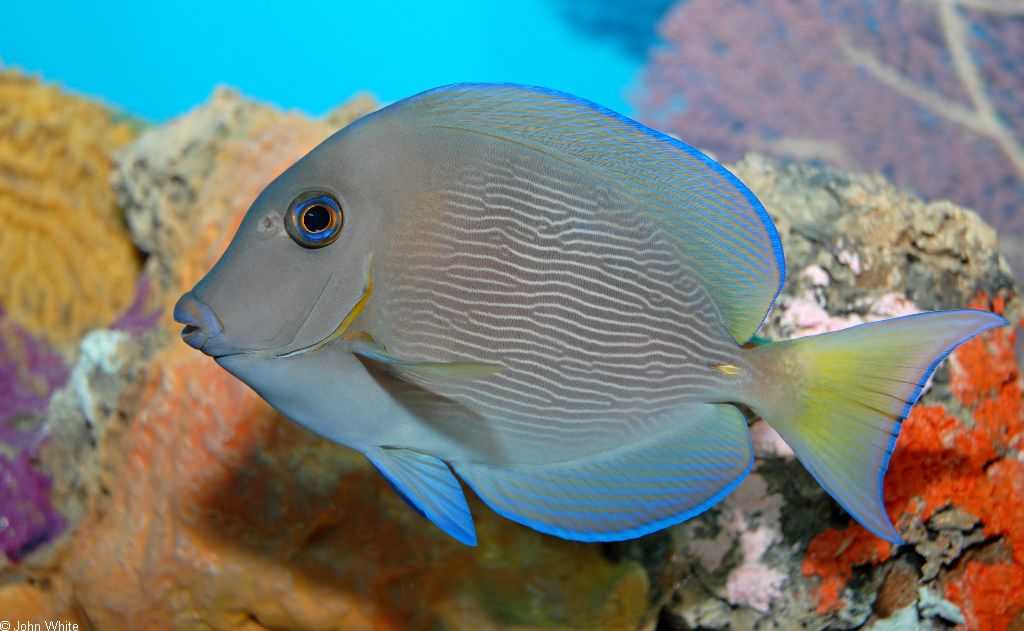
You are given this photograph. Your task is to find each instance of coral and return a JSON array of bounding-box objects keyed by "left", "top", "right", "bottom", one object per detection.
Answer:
[
  {"left": 675, "top": 473, "right": 790, "bottom": 615},
  {"left": 802, "top": 526, "right": 892, "bottom": 613},
  {"left": 731, "top": 154, "right": 1015, "bottom": 321},
  {"left": 748, "top": 420, "right": 794, "bottom": 459},
  {"left": 322, "top": 92, "right": 378, "bottom": 129},
  {"left": 917, "top": 586, "right": 967, "bottom": 627},
  {"left": 7, "top": 343, "right": 652, "bottom": 630},
  {"left": 945, "top": 561, "right": 1024, "bottom": 630},
  {"left": 0, "top": 308, "right": 68, "bottom": 431},
  {"left": 641, "top": 0, "right": 1024, "bottom": 274},
  {"left": 0, "top": 68, "right": 140, "bottom": 347},
  {"left": 777, "top": 291, "right": 920, "bottom": 337},
  {"left": 725, "top": 530, "right": 787, "bottom": 612},
  {"left": 0, "top": 452, "right": 63, "bottom": 561},
  {"left": 109, "top": 276, "right": 163, "bottom": 337},
  {"left": 0, "top": 63, "right": 158, "bottom": 552}
]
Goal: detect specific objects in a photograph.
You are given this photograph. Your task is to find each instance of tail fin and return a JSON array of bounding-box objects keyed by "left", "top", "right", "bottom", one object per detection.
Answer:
[{"left": 747, "top": 309, "right": 1007, "bottom": 542}]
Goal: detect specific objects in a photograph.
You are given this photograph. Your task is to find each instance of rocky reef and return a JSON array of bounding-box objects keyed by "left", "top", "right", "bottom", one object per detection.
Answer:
[
  {"left": 0, "top": 67, "right": 142, "bottom": 566},
  {"left": 0, "top": 77, "right": 1020, "bottom": 630}
]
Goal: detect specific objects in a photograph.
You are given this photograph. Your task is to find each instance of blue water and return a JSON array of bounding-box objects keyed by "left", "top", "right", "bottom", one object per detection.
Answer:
[{"left": 1, "top": 0, "right": 642, "bottom": 122}]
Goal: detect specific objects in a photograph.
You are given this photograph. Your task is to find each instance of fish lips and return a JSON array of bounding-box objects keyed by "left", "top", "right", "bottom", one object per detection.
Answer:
[{"left": 173, "top": 291, "right": 241, "bottom": 358}]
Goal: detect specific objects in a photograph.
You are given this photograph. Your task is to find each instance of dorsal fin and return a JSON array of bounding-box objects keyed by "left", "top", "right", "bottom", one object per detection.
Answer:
[{"left": 400, "top": 83, "right": 785, "bottom": 344}]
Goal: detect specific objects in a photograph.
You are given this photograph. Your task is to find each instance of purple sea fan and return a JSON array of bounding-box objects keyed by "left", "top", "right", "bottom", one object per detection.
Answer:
[{"left": 640, "top": 0, "right": 1024, "bottom": 270}]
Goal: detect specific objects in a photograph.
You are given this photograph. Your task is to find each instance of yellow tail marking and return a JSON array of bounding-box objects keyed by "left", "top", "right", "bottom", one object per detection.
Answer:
[{"left": 713, "top": 364, "right": 742, "bottom": 375}]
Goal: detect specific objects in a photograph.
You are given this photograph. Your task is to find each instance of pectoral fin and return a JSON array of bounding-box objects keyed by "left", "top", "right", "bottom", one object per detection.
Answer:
[
  {"left": 365, "top": 446, "right": 477, "bottom": 545},
  {"left": 349, "top": 339, "right": 502, "bottom": 383}
]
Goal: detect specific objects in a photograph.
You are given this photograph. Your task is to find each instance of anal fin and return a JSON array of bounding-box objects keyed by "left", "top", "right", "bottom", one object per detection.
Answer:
[
  {"left": 453, "top": 404, "right": 753, "bottom": 542},
  {"left": 365, "top": 447, "right": 477, "bottom": 545}
]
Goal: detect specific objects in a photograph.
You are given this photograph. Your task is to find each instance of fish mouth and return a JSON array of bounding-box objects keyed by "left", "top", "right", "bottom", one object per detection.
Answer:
[{"left": 173, "top": 291, "right": 243, "bottom": 358}]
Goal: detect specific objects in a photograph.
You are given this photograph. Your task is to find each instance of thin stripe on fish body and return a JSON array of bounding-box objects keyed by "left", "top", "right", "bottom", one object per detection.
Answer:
[{"left": 365, "top": 111, "right": 752, "bottom": 465}]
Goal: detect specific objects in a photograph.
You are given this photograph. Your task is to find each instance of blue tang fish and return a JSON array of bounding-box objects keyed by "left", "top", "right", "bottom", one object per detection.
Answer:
[{"left": 174, "top": 84, "right": 1007, "bottom": 545}]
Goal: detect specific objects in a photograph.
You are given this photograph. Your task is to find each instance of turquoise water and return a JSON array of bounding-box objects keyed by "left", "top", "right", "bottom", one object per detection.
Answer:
[{"left": 1, "top": 0, "right": 641, "bottom": 121}]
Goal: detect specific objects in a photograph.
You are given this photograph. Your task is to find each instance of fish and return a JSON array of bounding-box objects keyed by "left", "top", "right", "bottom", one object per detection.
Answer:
[{"left": 174, "top": 83, "right": 1008, "bottom": 546}]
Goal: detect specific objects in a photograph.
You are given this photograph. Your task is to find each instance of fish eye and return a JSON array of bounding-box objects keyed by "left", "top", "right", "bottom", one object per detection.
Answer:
[{"left": 285, "top": 192, "right": 343, "bottom": 248}]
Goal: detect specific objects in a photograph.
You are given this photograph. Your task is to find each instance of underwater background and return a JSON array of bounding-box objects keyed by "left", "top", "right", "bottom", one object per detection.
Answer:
[{"left": 1, "top": 1, "right": 1022, "bottom": 629}]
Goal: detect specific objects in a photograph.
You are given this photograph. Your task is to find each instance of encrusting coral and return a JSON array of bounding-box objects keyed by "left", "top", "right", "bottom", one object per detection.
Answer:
[{"left": 0, "top": 68, "right": 140, "bottom": 347}]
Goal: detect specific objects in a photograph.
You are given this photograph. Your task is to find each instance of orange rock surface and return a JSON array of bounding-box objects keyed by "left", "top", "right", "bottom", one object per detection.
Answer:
[{"left": 946, "top": 561, "right": 1024, "bottom": 630}]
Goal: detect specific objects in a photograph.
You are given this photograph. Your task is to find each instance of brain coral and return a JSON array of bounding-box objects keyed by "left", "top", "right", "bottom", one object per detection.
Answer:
[{"left": 0, "top": 68, "right": 140, "bottom": 347}]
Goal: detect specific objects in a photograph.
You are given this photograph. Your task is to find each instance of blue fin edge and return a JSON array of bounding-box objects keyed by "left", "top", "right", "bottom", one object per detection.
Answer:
[
  {"left": 365, "top": 448, "right": 478, "bottom": 546},
  {"left": 879, "top": 309, "right": 1007, "bottom": 542},
  {"left": 455, "top": 451, "right": 754, "bottom": 543},
  {"left": 799, "top": 308, "right": 1007, "bottom": 544}
]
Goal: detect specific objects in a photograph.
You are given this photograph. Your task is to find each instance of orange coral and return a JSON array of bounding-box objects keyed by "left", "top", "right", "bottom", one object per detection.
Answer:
[
  {"left": 803, "top": 524, "right": 893, "bottom": 583},
  {"left": 802, "top": 516, "right": 893, "bottom": 614},
  {"left": 945, "top": 561, "right": 1024, "bottom": 630},
  {"left": 802, "top": 293, "right": 1024, "bottom": 623},
  {"left": 0, "top": 69, "right": 140, "bottom": 346},
  {"left": 813, "top": 577, "right": 844, "bottom": 614},
  {"left": 802, "top": 525, "right": 892, "bottom": 613}
]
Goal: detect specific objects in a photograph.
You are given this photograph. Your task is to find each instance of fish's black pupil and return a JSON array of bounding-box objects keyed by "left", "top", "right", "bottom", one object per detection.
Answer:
[{"left": 301, "top": 204, "right": 331, "bottom": 233}]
